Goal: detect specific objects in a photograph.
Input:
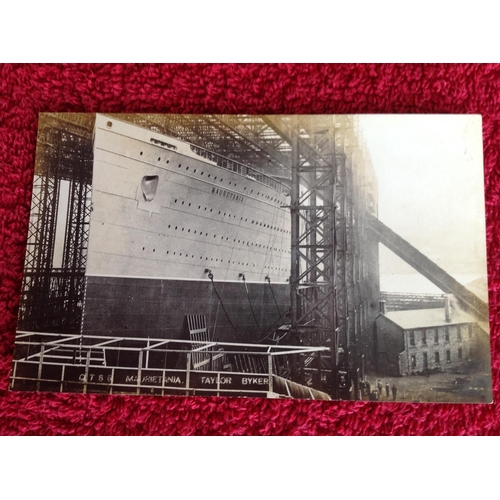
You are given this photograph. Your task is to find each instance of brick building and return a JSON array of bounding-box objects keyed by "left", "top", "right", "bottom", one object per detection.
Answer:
[{"left": 374, "top": 297, "right": 489, "bottom": 376}]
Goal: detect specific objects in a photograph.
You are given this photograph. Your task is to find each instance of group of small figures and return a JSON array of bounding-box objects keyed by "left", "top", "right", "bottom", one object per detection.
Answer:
[{"left": 360, "top": 379, "right": 398, "bottom": 401}]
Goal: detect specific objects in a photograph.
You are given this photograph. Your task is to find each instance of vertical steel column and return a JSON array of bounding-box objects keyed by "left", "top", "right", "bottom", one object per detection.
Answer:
[
  {"left": 290, "top": 121, "right": 301, "bottom": 335},
  {"left": 288, "top": 118, "right": 338, "bottom": 398}
]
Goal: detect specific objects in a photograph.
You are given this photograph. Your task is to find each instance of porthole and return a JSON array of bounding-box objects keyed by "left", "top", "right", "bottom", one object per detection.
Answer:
[
  {"left": 158, "top": 157, "right": 161, "bottom": 161},
  {"left": 166, "top": 159, "right": 169, "bottom": 164},
  {"left": 178, "top": 164, "right": 182, "bottom": 168},
  {"left": 186, "top": 167, "right": 189, "bottom": 171},
  {"left": 107, "top": 121, "right": 113, "bottom": 128},
  {"left": 140, "top": 151, "right": 143, "bottom": 156},
  {"left": 208, "top": 174, "right": 211, "bottom": 178}
]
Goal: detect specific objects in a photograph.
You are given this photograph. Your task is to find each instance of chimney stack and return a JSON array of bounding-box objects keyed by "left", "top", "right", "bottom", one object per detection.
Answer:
[
  {"left": 445, "top": 295, "right": 452, "bottom": 323},
  {"left": 379, "top": 300, "right": 386, "bottom": 315}
]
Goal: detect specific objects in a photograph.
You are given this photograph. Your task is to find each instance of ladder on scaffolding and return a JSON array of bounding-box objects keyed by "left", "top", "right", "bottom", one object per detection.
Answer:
[{"left": 186, "top": 315, "right": 227, "bottom": 371}]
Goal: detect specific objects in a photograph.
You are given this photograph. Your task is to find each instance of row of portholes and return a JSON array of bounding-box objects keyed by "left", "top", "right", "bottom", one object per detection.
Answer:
[
  {"left": 140, "top": 246, "right": 289, "bottom": 272},
  {"left": 138, "top": 149, "right": 284, "bottom": 205},
  {"left": 172, "top": 199, "right": 291, "bottom": 234},
  {"left": 162, "top": 223, "right": 291, "bottom": 253}
]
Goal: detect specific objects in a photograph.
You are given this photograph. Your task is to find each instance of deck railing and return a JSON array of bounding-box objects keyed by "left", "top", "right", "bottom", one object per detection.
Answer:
[
  {"left": 11, "top": 332, "right": 330, "bottom": 399},
  {"left": 190, "top": 144, "right": 290, "bottom": 195}
]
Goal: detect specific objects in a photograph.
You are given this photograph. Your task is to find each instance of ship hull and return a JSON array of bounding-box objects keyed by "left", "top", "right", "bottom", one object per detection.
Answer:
[
  {"left": 83, "top": 276, "right": 289, "bottom": 343},
  {"left": 82, "top": 115, "right": 291, "bottom": 342}
]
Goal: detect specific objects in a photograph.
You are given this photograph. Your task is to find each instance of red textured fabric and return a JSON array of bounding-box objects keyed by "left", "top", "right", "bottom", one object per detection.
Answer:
[{"left": 0, "top": 63, "right": 498, "bottom": 435}]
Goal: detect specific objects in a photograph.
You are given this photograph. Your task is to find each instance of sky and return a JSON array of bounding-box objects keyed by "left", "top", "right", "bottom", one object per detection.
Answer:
[{"left": 357, "top": 115, "right": 488, "bottom": 291}]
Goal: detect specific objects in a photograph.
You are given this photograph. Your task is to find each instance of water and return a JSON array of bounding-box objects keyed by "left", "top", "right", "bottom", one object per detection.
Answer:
[{"left": 380, "top": 274, "right": 484, "bottom": 294}]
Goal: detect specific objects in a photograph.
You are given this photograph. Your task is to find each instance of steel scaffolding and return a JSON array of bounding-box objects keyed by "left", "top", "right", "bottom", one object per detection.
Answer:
[
  {"left": 17, "top": 116, "right": 93, "bottom": 334},
  {"left": 17, "top": 113, "right": 380, "bottom": 400}
]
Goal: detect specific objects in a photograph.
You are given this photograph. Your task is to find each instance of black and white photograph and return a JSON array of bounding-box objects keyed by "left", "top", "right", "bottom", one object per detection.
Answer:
[{"left": 9, "top": 113, "right": 492, "bottom": 402}]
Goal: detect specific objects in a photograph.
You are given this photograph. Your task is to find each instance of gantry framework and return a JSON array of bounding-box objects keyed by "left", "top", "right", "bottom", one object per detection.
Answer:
[
  {"left": 18, "top": 115, "right": 93, "bottom": 334},
  {"left": 18, "top": 113, "right": 380, "bottom": 400}
]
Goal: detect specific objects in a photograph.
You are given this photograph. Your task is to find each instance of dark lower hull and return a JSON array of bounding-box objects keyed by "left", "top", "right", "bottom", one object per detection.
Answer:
[{"left": 82, "top": 276, "right": 290, "bottom": 343}]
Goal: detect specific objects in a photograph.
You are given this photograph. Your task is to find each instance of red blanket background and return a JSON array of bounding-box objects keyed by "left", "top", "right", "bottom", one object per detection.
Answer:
[{"left": 0, "top": 63, "right": 498, "bottom": 435}]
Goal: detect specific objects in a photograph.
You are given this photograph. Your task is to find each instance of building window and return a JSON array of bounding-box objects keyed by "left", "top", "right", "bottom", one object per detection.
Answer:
[
  {"left": 449, "top": 325, "right": 457, "bottom": 340},
  {"left": 445, "top": 328, "right": 449, "bottom": 342},
  {"left": 423, "top": 352, "right": 428, "bottom": 370},
  {"left": 422, "top": 330, "right": 427, "bottom": 345},
  {"left": 435, "top": 352, "right": 440, "bottom": 364},
  {"left": 468, "top": 324, "right": 473, "bottom": 338},
  {"left": 458, "top": 348, "right": 463, "bottom": 360},
  {"left": 434, "top": 329, "right": 439, "bottom": 344},
  {"left": 446, "top": 350, "right": 451, "bottom": 363},
  {"left": 411, "top": 355, "right": 416, "bottom": 369},
  {"left": 457, "top": 327, "right": 462, "bottom": 341},
  {"left": 409, "top": 331, "right": 415, "bottom": 346}
]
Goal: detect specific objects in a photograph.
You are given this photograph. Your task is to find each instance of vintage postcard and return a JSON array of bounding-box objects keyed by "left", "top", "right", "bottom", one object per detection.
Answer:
[{"left": 10, "top": 113, "right": 492, "bottom": 402}]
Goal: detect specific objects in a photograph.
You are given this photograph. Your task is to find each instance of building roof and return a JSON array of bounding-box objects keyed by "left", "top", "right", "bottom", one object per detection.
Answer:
[
  {"left": 465, "top": 277, "right": 489, "bottom": 304},
  {"left": 383, "top": 307, "right": 476, "bottom": 330},
  {"left": 478, "top": 321, "right": 491, "bottom": 336}
]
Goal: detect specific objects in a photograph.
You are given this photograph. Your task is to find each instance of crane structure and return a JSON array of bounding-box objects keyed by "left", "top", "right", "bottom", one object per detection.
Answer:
[{"left": 16, "top": 113, "right": 486, "bottom": 400}]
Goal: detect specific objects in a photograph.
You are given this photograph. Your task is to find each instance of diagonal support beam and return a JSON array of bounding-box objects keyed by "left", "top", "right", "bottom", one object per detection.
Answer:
[{"left": 366, "top": 213, "right": 488, "bottom": 320}]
